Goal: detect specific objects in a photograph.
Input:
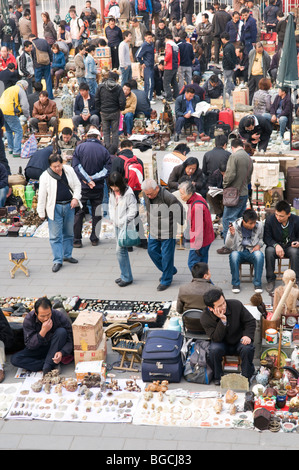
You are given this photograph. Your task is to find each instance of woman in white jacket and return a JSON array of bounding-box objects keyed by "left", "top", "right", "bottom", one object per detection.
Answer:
[
  {"left": 37, "top": 154, "right": 82, "bottom": 273},
  {"left": 108, "top": 171, "right": 138, "bottom": 287}
]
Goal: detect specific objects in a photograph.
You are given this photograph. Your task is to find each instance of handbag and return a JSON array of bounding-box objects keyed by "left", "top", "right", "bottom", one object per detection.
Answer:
[
  {"left": 223, "top": 160, "right": 252, "bottom": 207},
  {"left": 118, "top": 224, "right": 140, "bottom": 247}
]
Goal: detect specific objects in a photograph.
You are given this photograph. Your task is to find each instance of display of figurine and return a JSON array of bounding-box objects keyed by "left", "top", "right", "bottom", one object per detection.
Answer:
[
  {"left": 273, "top": 269, "right": 299, "bottom": 316},
  {"left": 61, "top": 84, "right": 74, "bottom": 118},
  {"left": 256, "top": 365, "right": 271, "bottom": 386}
]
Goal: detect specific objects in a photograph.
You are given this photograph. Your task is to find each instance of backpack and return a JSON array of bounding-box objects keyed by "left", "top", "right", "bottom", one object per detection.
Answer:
[
  {"left": 137, "top": 0, "right": 147, "bottom": 11},
  {"left": 109, "top": 3, "right": 121, "bottom": 18},
  {"left": 119, "top": 154, "right": 144, "bottom": 192},
  {"left": 78, "top": 18, "right": 90, "bottom": 39},
  {"left": 34, "top": 43, "right": 50, "bottom": 66},
  {"left": 183, "top": 339, "right": 213, "bottom": 384}
]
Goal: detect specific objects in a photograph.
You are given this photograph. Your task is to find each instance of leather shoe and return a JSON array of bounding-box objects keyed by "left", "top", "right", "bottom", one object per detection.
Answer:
[
  {"left": 118, "top": 280, "right": 133, "bottom": 287},
  {"left": 0, "top": 368, "right": 4, "bottom": 383},
  {"left": 157, "top": 283, "right": 170, "bottom": 291},
  {"left": 217, "top": 246, "right": 232, "bottom": 255},
  {"left": 52, "top": 263, "right": 62, "bottom": 273},
  {"left": 115, "top": 278, "right": 122, "bottom": 284},
  {"left": 73, "top": 241, "right": 82, "bottom": 248},
  {"left": 91, "top": 239, "right": 99, "bottom": 246},
  {"left": 63, "top": 257, "right": 78, "bottom": 263}
]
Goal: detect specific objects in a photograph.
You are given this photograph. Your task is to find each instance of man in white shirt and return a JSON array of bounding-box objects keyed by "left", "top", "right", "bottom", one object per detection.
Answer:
[
  {"left": 118, "top": 30, "right": 132, "bottom": 87},
  {"left": 69, "top": 8, "right": 85, "bottom": 48}
]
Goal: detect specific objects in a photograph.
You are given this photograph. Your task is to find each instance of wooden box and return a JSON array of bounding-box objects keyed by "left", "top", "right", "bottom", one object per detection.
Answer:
[{"left": 74, "top": 334, "right": 107, "bottom": 365}]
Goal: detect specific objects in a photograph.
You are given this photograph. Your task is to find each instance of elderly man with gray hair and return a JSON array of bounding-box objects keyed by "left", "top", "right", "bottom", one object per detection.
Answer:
[
  {"left": 142, "top": 178, "right": 185, "bottom": 291},
  {"left": 179, "top": 181, "right": 215, "bottom": 272}
]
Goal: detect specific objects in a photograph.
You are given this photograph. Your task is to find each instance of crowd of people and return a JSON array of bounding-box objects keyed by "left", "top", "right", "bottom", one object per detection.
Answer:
[{"left": 0, "top": 1, "right": 299, "bottom": 384}]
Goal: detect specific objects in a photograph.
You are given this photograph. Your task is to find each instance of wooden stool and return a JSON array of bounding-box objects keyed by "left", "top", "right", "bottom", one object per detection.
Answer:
[
  {"left": 239, "top": 262, "right": 254, "bottom": 282},
  {"left": 9, "top": 252, "right": 29, "bottom": 278},
  {"left": 275, "top": 258, "right": 291, "bottom": 281}
]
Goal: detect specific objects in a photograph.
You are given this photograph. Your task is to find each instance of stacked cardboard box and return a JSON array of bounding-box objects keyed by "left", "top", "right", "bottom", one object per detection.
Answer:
[
  {"left": 94, "top": 46, "right": 112, "bottom": 71},
  {"left": 72, "top": 310, "right": 107, "bottom": 364}
]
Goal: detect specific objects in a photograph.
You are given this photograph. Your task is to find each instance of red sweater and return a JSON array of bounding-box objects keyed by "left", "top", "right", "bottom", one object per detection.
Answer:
[{"left": 186, "top": 193, "right": 215, "bottom": 250}]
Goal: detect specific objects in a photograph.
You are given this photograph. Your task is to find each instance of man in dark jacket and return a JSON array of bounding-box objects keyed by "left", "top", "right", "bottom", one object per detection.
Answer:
[
  {"left": 24, "top": 145, "right": 55, "bottom": 181},
  {"left": 270, "top": 87, "right": 293, "bottom": 139},
  {"left": 72, "top": 128, "right": 112, "bottom": 248},
  {"left": 104, "top": 17, "right": 123, "bottom": 69},
  {"left": 233, "top": 45, "right": 249, "bottom": 84},
  {"left": 0, "top": 307, "right": 15, "bottom": 382},
  {"left": 0, "top": 63, "right": 19, "bottom": 89},
  {"left": 263, "top": 200, "right": 299, "bottom": 292},
  {"left": 179, "top": 74, "right": 205, "bottom": 100},
  {"left": 202, "top": 288, "right": 256, "bottom": 385},
  {"left": 182, "top": 0, "right": 194, "bottom": 25},
  {"left": 72, "top": 82, "right": 100, "bottom": 131},
  {"left": 11, "top": 297, "right": 74, "bottom": 375},
  {"left": 197, "top": 13, "right": 213, "bottom": 62},
  {"left": 95, "top": 72, "right": 126, "bottom": 151},
  {"left": 225, "top": 11, "right": 244, "bottom": 44},
  {"left": 155, "top": 19, "right": 171, "bottom": 52},
  {"left": 241, "top": 8, "right": 257, "bottom": 54},
  {"left": 174, "top": 87, "right": 203, "bottom": 141},
  {"left": 28, "top": 33, "right": 54, "bottom": 99},
  {"left": 239, "top": 114, "right": 272, "bottom": 151},
  {"left": 220, "top": 32, "right": 237, "bottom": 95},
  {"left": 202, "top": 74, "right": 223, "bottom": 102},
  {"left": 177, "top": 31, "right": 194, "bottom": 91},
  {"left": 135, "top": 30, "right": 155, "bottom": 103},
  {"left": 0, "top": 161, "right": 9, "bottom": 207},
  {"left": 202, "top": 134, "right": 230, "bottom": 177},
  {"left": 212, "top": 4, "right": 231, "bottom": 63}
]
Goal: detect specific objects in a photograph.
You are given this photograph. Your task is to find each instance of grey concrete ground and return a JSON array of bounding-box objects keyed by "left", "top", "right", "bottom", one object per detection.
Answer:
[{"left": 0, "top": 154, "right": 297, "bottom": 451}]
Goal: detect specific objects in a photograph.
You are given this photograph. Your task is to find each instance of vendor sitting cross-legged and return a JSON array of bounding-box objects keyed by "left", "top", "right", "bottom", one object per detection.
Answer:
[
  {"left": 11, "top": 297, "right": 74, "bottom": 375},
  {"left": 174, "top": 86, "right": 204, "bottom": 142}
]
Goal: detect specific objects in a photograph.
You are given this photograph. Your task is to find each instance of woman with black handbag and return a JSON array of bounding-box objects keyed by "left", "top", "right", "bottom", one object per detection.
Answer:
[{"left": 108, "top": 171, "right": 138, "bottom": 287}]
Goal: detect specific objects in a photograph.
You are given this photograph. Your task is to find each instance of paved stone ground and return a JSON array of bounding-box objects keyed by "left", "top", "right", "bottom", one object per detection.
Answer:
[{"left": 1, "top": 153, "right": 297, "bottom": 451}]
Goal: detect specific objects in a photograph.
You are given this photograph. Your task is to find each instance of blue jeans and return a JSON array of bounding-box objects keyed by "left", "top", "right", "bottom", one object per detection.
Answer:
[
  {"left": 144, "top": 66, "right": 154, "bottom": 101},
  {"left": 11, "top": 327, "right": 68, "bottom": 373},
  {"left": 222, "top": 195, "right": 248, "bottom": 243},
  {"left": 34, "top": 64, "right": 53, "bottom": 99},
  {"left": 0, "top": 186, "right": 9, "bottom": 207},
  {"left": 4, "top": 114, "right": 23, "bottom": 154},
  {"left": 148, "top": 235, "right": 177, "bottom": 286},
  {"left": 115, "top": 226, "right": 133, "bottom": 283},
  {"left": 278, "top": 115, "right": 288, "bottom": 138},
  {"left": 86, "top": 78, "right": 98, "bottom": 96},
  {"left": 123, "top": 112, "right": 134, "bottom": 135},
  {"left": 188, "top": 244, "right": 211, "bottom": 272},
  {"left": 47, "top": 203, "right": 75, "bottom": 264},
  {"left": 229, "top": 249, "right": 264, "bottom": 287},
  {"left": 120, "top": 66, "right": 132, "bottom": 87}
]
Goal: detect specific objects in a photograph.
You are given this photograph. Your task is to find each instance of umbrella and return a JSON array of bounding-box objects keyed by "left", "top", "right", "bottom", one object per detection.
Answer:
[{"left": 276, "top": 13, "right": 299, "bottom": 89}]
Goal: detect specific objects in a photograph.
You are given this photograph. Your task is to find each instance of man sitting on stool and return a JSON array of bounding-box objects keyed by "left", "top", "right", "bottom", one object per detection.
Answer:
[
  {"left": 174, "top": 86, "right": 203, "bottom": 142},
  {"left": 264, "top": 199, "right": 299, "bottom": 293},
  {"left": 29, "top": 90, "right": 58, "bottom": 133},
  {"left": 225, "top": 208, "right": 264, "bottom": 294},
  {"left": 202, "top": 288, "right": 256, "bottom": 386}
]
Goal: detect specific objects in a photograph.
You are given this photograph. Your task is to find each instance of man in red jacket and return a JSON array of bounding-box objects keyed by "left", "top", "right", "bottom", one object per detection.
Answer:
[
  {"left": 163, "top": 34, "right": 180, "bottom": 102},
  {"left": 179, "top": 180, "right": 215, "bottom": 272},
  {"left": 0, "top": 46, "right": 17, "bottom": 71}
]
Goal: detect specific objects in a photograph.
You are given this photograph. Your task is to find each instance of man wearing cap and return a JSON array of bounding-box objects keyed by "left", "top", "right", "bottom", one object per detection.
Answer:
[
  {"left": 72, "top": 128, "right": 112, "bottom": 248},
  {"left": 0, "top": 80, "right": 30, "bottom": 157}
]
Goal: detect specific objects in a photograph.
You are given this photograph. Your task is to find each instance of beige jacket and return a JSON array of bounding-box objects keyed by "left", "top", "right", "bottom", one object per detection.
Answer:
[
  {"left": 19, "top": 17, "right": 32, "bottom": 40},
  {"left": 122, "top": 92, "right": 137, "bottom": 115}
]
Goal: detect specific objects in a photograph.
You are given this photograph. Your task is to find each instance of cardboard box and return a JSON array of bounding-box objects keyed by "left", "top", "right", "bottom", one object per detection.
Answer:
[
  {"left": 74, "top": 334, "right": 107, "bottom": 365},
  {"left": 95, "top": 57, "right": 112, "bottom": 69},
  {"left": 95, "top": 46, "right": 111, "bottom": 58},
  {"left": 232, "top": 88, "right": 249, "bottom": 108},
  {"left": 75, "top": 360, "right": 107, "bottom": 382},
  {"left": 234, "top": 111, "right": 249, "bottom": 128},
  {"left": 72, "top": 310, "right": 103, "bottom": 351}
]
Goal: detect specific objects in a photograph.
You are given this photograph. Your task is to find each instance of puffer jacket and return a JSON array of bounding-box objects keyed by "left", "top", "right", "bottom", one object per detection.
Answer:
[
  {"left": 95, "top": 78, "right": 126, "bottom": 114},
  {"left": 252, "top": 89, "right": 271, "bottom": 114}
]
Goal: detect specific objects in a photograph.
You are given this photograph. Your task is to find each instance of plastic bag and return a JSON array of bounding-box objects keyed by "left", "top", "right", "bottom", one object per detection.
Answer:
[{"left": 21, "top": 134, "right": 38, "bottom": 159}]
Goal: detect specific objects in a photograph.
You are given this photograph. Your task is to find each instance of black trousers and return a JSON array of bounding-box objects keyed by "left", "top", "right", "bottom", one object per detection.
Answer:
[
  {"left": 248, "top": 74, "right": 263, "bottom": 104},
  {"left": 208, "top": 341, "right": 255, "bottom": 381},
  {"left": 74, "top": 187, "right": 103, "bottom": 243},
  {"left": 265, "top": 245, "right": 299, "bottom": 282}
]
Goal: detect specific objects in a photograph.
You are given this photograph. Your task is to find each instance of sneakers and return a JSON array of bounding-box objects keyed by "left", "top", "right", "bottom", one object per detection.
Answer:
[
  {"left": 174, "top": 134, "right": 180, "bottom": 142},
  {"left": 254, "top": 285, "right": 263, "bottom": 294},
  {"left": 217, "top": 246, "right": 232, "bottom": 255},
  {"left": 232, "top": 285, "right": 240, "bottom": 293}
]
